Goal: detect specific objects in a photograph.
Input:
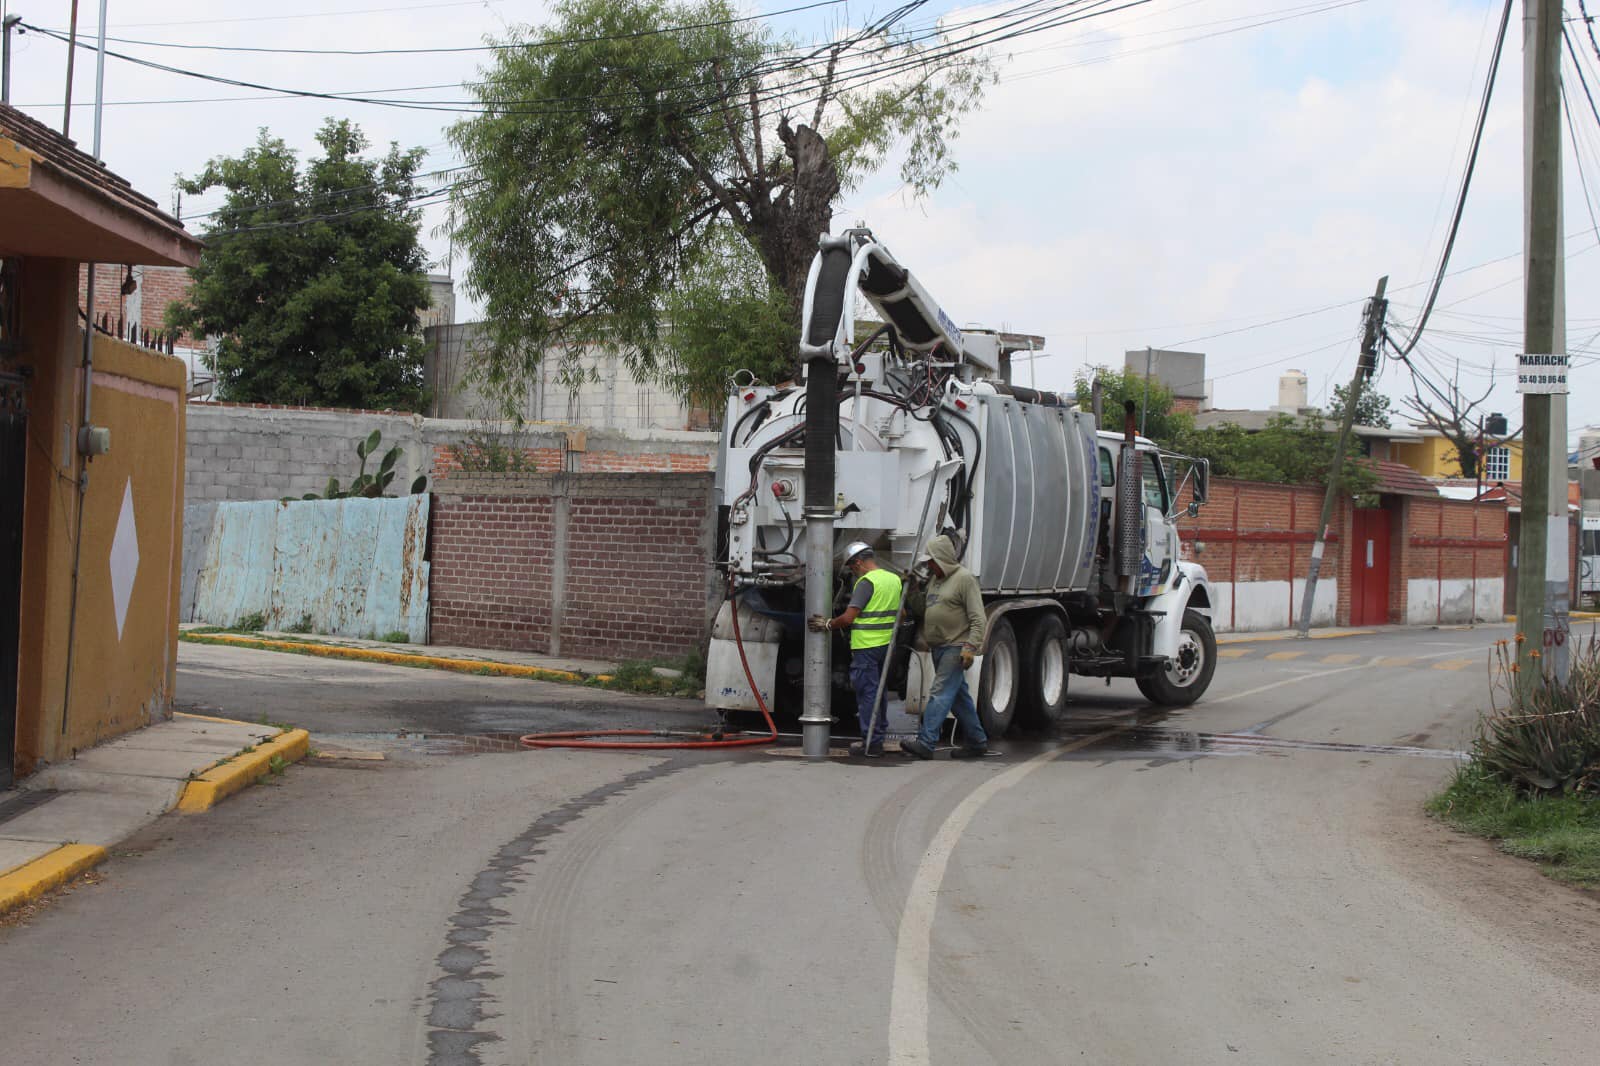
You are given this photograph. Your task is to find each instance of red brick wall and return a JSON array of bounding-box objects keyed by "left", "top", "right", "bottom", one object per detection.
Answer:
[
  {"left": 1181, "top": 477, "right": 1508, "bottom": 628},
  {"left": 428, "top": 495, "right": 556, "bottom": 652},
  {"left": 1180, "top": 477, "right": 1338, "bottom": 629},
  {"left": 78, "top": 264, "right": 198, "bottom": 346},
  {"left": 428, "top": 473, "right": 717, "bottom": 660},
  {"left": 432, "top": 444, "right": 712, "bottom": 479}
]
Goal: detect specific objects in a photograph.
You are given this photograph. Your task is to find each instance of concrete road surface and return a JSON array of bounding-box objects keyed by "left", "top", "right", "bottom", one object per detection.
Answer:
[{"left": 2, "top": 624, "right": 1598, "bottom": 1065}]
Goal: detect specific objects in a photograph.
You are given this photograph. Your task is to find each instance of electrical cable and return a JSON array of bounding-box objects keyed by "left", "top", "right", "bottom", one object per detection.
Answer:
[{"left": 1385, "top": 0, "right": 1513, "bottom": 360}]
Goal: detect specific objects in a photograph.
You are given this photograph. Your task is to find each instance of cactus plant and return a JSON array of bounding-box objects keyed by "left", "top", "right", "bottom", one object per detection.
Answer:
[{"left": 282, "top": 430, "right": 429, "bottom": 502}]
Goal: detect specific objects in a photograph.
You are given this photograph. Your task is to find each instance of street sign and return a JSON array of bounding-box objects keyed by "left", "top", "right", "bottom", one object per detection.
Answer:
[{"left": 1516, "top": 352, "right": 1568, "bottom": 393}]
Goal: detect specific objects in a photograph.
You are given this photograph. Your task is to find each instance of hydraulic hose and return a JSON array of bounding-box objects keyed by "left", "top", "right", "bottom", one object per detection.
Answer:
[{"left": 520, "top": 585, "right": 780, "bottom": 750}]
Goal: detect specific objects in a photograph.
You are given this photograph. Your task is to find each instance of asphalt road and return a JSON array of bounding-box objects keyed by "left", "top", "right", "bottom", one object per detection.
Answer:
[{"left": 3, "top": 624, "right": 1598, "bottom": 1065}]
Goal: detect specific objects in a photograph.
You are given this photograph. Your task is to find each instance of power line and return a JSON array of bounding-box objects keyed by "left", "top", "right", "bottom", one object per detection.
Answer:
[
  {"left": 37, "top": 0, "right": 858, "bottom": 56},
  {"left": 1384, "top": 0, "right": 1513, "bottom": 360}
]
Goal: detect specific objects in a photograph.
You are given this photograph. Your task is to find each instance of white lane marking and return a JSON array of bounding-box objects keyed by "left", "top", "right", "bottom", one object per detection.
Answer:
[
  {"left": 1206, "top": 650, "right": 1465, "bottom": 705},
  {"left": 887, "top": 728, "right": 1123, "bottom": 1065}
]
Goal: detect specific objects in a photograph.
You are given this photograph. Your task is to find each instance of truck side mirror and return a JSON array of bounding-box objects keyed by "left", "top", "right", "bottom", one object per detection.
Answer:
[
  {"left": 1187, "top": 500, "right": 1200, "bottom": 518},
  {"left": 1193, "top": 459, "right": 1210, "bottom": 505}
]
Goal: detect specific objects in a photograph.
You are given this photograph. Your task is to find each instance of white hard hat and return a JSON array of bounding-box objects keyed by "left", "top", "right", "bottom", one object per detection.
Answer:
[{"left": 843, "top": 541, "right": 874, "bottom": 564}]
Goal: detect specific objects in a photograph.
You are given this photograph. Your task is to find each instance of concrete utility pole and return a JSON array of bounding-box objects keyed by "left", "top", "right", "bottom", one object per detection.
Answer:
[
  {"left": 1296, "top": 277, "right": 1387, "bottom": 638},
  {"left": 2, "top": 13, "right": 20, "bottom": 106},
  {"left": 1515, "top": 0, "right": 1571, "bottom": 685}
]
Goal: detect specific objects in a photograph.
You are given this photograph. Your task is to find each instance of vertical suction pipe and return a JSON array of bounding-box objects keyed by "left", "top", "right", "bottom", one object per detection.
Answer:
[{"left": 799, "top": 238, "right": 855, "bottom": 760}]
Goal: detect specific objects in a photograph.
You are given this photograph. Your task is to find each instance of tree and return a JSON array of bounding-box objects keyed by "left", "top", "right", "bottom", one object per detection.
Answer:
[
  {"left": 1329, "top": 382, "right": 1392, "bottom": 428},
  {"left": 1073, "top": 367, "right": 1194, "bottom": 445},
  {"left": 447, "top": 0, "right": 992, "bottom": 408},
  {"left": 1398, "top": 360, "right": 1515, "bottom": 480},
  {"left": 167, "top": 120, "right": 432, "bottom": 411}
]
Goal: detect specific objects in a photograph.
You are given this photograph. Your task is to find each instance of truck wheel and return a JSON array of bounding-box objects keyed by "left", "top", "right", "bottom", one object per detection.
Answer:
[
  {"left": 977, "top": 618, "right": 1019, "bottom": 737},
  {"left": 1017, "top": 613, "right": 1069, "bottom": 729},
  {"left": 1136, "top": 609, "right": 1217, "bottom": 707}
]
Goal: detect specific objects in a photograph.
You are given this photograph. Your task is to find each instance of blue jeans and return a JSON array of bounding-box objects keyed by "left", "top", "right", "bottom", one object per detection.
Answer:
[
  {"left": 917, "top": 646, "right": 988, "bottom": 749},
  {"left": 850, "top": 644, "right": 890, "bottom": 749}
]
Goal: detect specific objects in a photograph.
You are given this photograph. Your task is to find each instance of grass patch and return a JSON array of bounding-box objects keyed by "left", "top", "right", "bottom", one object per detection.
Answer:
[
  {"left": 380, "top": 630, "right": 411, "bottom": 644},
  {"left": 1428, "top": 761, "right": 1600, "bottom": 887},
  {"left": 585, "top": 651, "right": 706, "bottom": 699},
  {"left": 285, "top": 613, "right": 315, "bottom": 635},
  {"left": 231, "top": 611, "right": 268, "bottom": 633}
]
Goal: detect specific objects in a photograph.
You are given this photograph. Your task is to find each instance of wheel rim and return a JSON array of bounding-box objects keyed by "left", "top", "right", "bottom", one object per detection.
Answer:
[
  {"left": 991, "top": 643, "right": 1017, "bottom": 711},
  {"left": 1040, "top": 637, "right": 1066, "bottom": 706},
  {"left": 1167, "top": 628, "right": 1204, "bottom": 688}
]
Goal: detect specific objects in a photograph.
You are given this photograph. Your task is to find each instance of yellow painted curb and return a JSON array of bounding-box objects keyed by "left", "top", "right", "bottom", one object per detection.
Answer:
[
  {"left": 177, "top": 728, "right": 311, "bottom": 812},
  {"left": 1217, "top": 629, "right": 1377, "bottom": 645},
  {"left": 179, "top": 632, "right": 608, "bottom": 685},
  {"left": 1506, "top": 613, "right": 1600, "bottom": 622},
  {"left": 0, "top": 844, "right": 107, "bottom": 916}
]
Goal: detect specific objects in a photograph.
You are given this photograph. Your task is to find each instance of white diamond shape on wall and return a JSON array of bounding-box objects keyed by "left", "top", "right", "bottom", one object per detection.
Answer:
[{"left": 109, "top": 478, "right": 140, "bottom": 641}]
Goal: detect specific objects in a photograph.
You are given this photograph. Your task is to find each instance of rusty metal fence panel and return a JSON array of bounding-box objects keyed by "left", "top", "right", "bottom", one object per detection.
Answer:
[{"left": 192, "top": 495, "right": 429, "bottom": 641}]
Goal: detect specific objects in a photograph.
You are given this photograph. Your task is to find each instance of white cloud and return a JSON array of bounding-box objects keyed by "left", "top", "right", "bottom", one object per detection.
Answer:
[{"left": 8, "top": 0, "right": 1596, "bottom": 436}]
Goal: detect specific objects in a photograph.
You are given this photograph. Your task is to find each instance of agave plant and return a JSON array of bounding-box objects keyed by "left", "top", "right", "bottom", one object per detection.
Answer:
[{"left": 1474, "top": 637, "right": 1600, "bottom": 795}]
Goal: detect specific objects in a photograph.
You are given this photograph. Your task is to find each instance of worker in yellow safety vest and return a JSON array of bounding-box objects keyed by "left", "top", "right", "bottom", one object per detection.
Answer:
[{"left": 809, "top": 541, "right": 902, "bottom": 757}]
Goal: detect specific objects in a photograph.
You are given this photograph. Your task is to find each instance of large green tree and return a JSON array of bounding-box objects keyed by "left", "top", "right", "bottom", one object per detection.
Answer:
[
  {"left": 168, "top": 120, "right": 432, "bottom": 411},
  {"left": 448, "top": 0, "right": 992, "bottom": 407}
]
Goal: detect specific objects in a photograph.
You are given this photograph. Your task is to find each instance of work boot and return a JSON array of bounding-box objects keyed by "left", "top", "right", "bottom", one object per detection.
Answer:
[
  {"left": 849, "top": 741, "right": 884, "bottom": 758},
  {"left": 900, "top": 737, "right": 934, "bottom": 760},
  {"left": 950, "top": 745, "right": 989, "bottom": 759}
]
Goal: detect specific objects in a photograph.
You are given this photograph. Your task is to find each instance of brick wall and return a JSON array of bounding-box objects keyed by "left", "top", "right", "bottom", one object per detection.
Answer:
[
  {"left": 428, "top": 473, "right": 719, "bottom": 661},
  {"left": 79, "top": 264, "right": 197, "bottom": 346},
  {"left": 1181, "top": 478, "right": 1340, "bottom": 631},
  {"left": 1181, "top": 477, "right": 1507, "bottom": 630},
  {"left": 1396, "top": 496, "right": 1508, "bottom": 625}
]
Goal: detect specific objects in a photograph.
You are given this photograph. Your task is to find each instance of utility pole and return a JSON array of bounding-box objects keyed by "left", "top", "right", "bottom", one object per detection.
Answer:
[
  {"left": 1516, "top": 0, "right": 1570, "bottom": 686},
  {"left": 1296, "top": 276, "right": 1387, "bottom": 638},
  {"left": 2, "top": 12, "right": 20, "bottom": 106},
  {"left": 1141, "top": 345, "right": 1152, "bottom": 436}
]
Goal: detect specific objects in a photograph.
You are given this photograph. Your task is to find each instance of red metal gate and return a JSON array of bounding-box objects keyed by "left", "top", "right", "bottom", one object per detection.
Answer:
[{"left": 1349, "top": 507, "right": 1391, "bottom": 626}]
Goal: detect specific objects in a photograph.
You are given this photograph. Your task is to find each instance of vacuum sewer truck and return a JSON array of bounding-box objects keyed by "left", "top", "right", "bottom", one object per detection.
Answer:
[{"left": 706, "top": 227, "right": 1217, "bottom": 739}]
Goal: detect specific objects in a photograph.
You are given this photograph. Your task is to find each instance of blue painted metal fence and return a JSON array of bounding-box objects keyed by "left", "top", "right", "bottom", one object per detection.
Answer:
[{"left": 192, "top": 495, "right": 429, "bottom": 641}]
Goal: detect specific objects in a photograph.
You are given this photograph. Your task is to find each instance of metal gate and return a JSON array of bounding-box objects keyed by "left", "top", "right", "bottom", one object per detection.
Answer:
[
  {"left": 1, "top": 371, "right": 24, "bottom": 789},
  {"left": 1349, "top": 507, "right": 1392, "bottom": 627}
]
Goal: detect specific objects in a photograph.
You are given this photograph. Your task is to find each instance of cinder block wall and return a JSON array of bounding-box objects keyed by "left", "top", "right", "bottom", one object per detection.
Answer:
[
  {"left": 429, "top": 473, "right": 719, "bottom": 661},
  {"left": 185, "top": 402, "right": 718, "bottom": 504}
]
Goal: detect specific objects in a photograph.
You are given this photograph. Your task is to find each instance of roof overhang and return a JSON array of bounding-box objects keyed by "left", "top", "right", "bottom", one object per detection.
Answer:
[{"left": 0, "top": 129, "right": 201, "bottom": 267}]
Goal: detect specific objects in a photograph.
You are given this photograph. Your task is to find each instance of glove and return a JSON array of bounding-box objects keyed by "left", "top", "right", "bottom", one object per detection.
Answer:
[
  {"left": 808, "top": 615, "right": 831, "bottom": 633},
  {"left": 960, "top": 649, "right": 975, "bottom": 670}
]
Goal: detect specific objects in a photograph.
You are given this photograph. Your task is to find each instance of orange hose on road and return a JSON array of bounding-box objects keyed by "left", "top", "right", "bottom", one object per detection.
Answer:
[{"left": 521, "top": 588, "right": 782, "bottom": 751}]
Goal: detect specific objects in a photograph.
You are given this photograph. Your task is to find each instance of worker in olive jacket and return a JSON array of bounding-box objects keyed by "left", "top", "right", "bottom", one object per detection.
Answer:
[{"left": 901, "top": 534, "right": 988, "bottom": 759}]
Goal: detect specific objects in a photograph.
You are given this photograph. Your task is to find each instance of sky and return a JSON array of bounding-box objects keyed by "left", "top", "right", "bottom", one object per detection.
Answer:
[{"left": 4, "top": 0, "right": 1598, "bottom": 443}]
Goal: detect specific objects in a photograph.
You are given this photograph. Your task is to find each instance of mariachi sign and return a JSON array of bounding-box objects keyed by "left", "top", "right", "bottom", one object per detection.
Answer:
[{"left": 1516, "top": 353, "right": 1569, "bottom": 394}]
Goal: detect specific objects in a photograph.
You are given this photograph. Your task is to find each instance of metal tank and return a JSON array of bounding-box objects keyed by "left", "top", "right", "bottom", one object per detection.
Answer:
[{"left": 965, "top": 392, "right": 1100, "bottom": 595}]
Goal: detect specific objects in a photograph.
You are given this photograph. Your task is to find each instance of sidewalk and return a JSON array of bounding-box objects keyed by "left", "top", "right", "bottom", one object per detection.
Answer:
[
  {"left": 0, "top": 713, "right": 309, "bottom": 917},
  {"left": 178, "top": 623, "right": 619, "bottom": 682}
]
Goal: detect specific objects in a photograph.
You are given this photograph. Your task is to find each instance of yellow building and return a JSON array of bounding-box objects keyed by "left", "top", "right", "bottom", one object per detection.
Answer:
[
  {"left": 1, "top": 105, "right": 202, "bottom": 784},
  {"left": 1390, "top": 430, "right": 1524, "bottom": 483}
]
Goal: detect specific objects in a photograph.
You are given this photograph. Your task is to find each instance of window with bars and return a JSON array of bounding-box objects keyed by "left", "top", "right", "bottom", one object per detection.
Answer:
[{"left": 1483, "top": 446, "right": 1510, "bottom": 481}]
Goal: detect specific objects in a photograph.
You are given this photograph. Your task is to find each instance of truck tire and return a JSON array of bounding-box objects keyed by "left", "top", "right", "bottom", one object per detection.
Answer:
[
  {"left": 1136, "top": 609, "right": 1217, "bottom": 707},
  {"left": 977, "top": 617, "right": 1019, "bottom": 737},
  {"left": 1017, "top": 613, "right": 1069, "bottom": 729}
]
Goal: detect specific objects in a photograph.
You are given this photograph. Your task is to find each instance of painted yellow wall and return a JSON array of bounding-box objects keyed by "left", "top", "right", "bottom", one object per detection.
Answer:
[
  {"left": 14, "top": 258, "right": 186, "bottom": 773},
  {"left": 1391, "top": 434, "right": 1523, "bottom": 481}
]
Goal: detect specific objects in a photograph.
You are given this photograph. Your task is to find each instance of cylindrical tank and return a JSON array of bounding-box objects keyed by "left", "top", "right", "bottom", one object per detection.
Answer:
[{"left": 966, "top": 394, "right": 1099, "bottom": 594}]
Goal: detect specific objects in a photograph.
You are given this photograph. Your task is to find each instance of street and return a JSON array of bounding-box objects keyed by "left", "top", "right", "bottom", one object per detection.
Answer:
[{"left": 2, "top": 624, "right": 1598, "bottom": 1065}]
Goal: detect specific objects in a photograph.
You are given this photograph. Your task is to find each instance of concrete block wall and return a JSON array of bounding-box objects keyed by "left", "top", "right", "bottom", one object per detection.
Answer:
[
  {"left": 185, "top": 402, "right": 719, "bottom": 504},
  {"left": 429, "top": 473, "right": 719, "bottom": 661},
  {"left": 186, "top": 404, "right": 431, "bottom": 502}
]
